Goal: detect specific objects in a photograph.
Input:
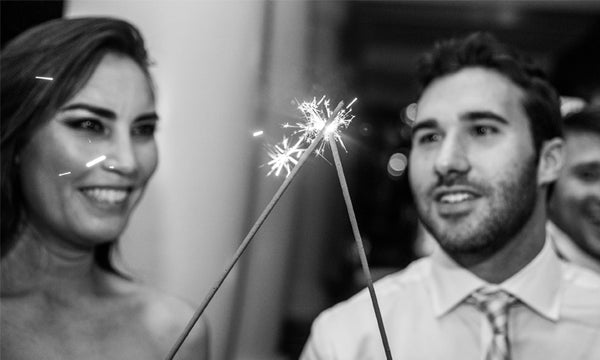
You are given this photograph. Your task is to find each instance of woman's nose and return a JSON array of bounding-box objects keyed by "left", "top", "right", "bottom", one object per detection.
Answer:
[{"left": 101, "top": 136, "right": 138, "bottom": 176}]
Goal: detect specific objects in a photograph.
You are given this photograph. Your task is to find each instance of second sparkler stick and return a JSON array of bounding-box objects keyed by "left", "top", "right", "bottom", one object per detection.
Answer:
[
  {"left": 164, "top": 101, "right": 346, "bottom": 360},
  {"left": 327, "top": 134, "right": 394, "bottom": 360}
]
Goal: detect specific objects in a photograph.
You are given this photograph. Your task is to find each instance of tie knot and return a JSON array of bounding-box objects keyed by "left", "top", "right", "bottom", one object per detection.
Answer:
[
  {"left": 469, "top": 287, "right": 515, "bottom": 309},
  {"left": 468, "top": 287, "right": 515, "bottom": 335}
]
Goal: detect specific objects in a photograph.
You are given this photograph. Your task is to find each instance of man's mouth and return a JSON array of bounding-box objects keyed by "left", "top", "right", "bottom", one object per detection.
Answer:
[
  {"left": 439, "top": 192, "right": 475, "bottom": 204},
  {"left": 434, "top": 184, "right": 481, "bottom": 203}
]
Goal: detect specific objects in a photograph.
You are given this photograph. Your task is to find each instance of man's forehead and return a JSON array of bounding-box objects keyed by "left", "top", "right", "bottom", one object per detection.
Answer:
[
  {"left": 415, "top": 68, "right": 527, "bottom": 124},
  {"left": 564, "top": 131, "right": 600, "bottom": 157}
]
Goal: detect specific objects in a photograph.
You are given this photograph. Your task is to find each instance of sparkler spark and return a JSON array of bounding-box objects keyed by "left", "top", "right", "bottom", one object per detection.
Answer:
[
  {"left": 86, "top": 155, "right": 106, "bottom": 168},
  {"left": 266, "top": 137, "right": 304, "bottom": 177},
  {"left": 35, "top": 76, "right": 54, "bottom": 81},
  {"left": 265, "top": 96, "right": 357, "bottom": 177}
]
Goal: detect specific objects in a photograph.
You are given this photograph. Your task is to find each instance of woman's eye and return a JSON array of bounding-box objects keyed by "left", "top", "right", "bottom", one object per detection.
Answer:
[
  {"left": 132, "top": 123, "right": 157, "bottom": 137},
  {"left": 66, "top": 119, "right": 106, "bottom": 134}
]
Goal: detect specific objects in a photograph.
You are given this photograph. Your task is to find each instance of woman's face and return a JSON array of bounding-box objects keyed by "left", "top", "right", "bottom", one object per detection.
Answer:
[{"left": 18, "top": 52, "right": 158, "bottom": 247}]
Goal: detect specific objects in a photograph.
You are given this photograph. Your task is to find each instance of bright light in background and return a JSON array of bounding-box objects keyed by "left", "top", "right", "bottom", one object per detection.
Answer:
[
  {"left": 560, "top": 96, "right": 586, "bottom": 117},
  {"left": 253, "top": 130, "right": 264, "bottom": 137},
  {"left": 403, "top": 103, "right": 417, "bottom": 125},
  {"left": 387, "top": 152, "right": 407, "bottom": 178}
]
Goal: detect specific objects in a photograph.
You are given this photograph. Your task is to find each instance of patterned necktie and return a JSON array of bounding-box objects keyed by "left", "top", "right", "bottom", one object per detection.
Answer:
[{"left": 468, "top": 287, "right": 516, "bottom": 360}]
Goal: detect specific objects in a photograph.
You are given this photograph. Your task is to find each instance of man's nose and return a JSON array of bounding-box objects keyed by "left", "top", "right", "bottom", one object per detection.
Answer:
[{"left": 433, "top": 134, "right": 471, "bottom": 179}]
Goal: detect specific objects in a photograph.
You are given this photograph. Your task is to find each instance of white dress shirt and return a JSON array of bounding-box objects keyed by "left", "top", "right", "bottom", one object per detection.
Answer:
[
  {"left": 547, "top": 220, "right": 600, "bottom": 274},
  {"left": 301, "top": 238, "right": 600, "bottom": 360}
]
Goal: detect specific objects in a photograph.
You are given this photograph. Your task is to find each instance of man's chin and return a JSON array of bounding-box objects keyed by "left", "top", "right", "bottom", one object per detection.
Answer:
[{"left": 436, "top": 236, "right": 489, "bottom": 255}]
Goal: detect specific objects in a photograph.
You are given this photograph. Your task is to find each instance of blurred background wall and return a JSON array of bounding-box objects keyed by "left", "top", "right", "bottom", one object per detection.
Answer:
[{"left": 2, "top": 1, "right": 599, "bottom": 359}]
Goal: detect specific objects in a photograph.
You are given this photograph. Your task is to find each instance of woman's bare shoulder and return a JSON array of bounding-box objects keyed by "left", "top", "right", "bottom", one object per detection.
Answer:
[{"left": 110, "top": 276, "right": 210, "bottom": 360}]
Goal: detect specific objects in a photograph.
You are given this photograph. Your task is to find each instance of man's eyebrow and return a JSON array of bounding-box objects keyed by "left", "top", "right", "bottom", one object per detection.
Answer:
[
  {"left": 411, "top": 119, "right": 439, "bottom": 136},
  {"left": 462, "top": 111, "right": 509, "bottom": 124}
]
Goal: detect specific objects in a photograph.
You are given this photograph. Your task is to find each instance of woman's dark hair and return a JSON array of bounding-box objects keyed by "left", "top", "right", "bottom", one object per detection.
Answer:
[
  {"left": 1, "top": 17, "right": 152, "bottom": 275},
  {"left": 416, "top": 32, "right": 563, "bottom": 159}
]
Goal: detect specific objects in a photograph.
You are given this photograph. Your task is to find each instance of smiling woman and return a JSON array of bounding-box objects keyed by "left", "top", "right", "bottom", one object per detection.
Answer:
[{"left": 0, "top": 17, "right": 208, "bottom": 360}]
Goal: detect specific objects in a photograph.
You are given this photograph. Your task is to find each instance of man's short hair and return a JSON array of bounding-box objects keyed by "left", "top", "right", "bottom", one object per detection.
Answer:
[
  {"left": 563, "top": 105, "right": 600, "bottom": 136},
  {"left": 416, "top": 32, "right": 562, "bottom": 159}
]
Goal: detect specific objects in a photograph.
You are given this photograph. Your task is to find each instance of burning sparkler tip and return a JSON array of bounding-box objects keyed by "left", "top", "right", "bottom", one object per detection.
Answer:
[{"left": 263, "top": 96, "right": 357, "bottom": 176}]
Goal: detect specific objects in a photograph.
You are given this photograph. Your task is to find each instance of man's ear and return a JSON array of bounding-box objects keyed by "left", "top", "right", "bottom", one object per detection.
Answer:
[{"left": 537, "top": 137, "right": 564, "bottom": 186}]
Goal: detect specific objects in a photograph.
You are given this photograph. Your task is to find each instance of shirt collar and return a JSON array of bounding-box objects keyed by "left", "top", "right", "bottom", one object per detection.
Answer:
[
  {"left": 547, "top": 220, "right": 600, "bottom": 274},
  {"left": 500, "top": 238, "right": 561, "bottom": 321},
  {"left": 428, "top": 244, "right": 486, "bottom": 317},
  {"left": 428, "top": 236, "right": 562, "bottom": 321}
]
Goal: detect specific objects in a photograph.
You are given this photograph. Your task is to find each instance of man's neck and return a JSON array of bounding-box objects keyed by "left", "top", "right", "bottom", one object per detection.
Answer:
[{"left": 452, "top": 203, "right": 548, "bottom": 284}]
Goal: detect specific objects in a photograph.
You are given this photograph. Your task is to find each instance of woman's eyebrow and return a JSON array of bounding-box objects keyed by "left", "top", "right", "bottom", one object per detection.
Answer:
[
  {"left": 60, "top": 103, "right": 116, "bottom": 119},
  {"left": 135, "top": 113, "right": 159, "bottom": 122},
  {"left": 60, "top": 103, "right": 159, "bottom": 122}
]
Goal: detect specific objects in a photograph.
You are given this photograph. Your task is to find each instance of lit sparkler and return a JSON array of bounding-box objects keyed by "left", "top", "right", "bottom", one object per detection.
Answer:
[
  {"left": 165, "top": 101, "right": 346, "bottom": 360},
  {"left": 266, "top": 136, "right": 305, "bottom": 177},
  {"left": 268, "top": 96, "right": 357, "bottom": 176},
  {"left": 167, "top": 97, "right": 392, "bottom": 360},
  {"left": 328, "top": 133, "right": 393, "bottom": 360}
]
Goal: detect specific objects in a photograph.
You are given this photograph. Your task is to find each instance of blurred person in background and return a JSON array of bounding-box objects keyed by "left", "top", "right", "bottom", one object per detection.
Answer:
[
  {"left": 548, "top": 105, "right": 600, "bottom": 273},
  {"left": 1, "top": 17, "right": 208, "bottom": 359},
  {"left": 301, "top": 32, "right": 600, "bottom": 360}
]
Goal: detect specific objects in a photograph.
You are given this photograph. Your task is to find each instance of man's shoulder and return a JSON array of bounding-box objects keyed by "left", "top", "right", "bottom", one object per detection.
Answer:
[
  {"left": 561, "top": 260, "right": 600, "bottom": 289},
  {"left": 317, "top": 257, "right": 432, "bottom": 322},
  {"left": 559, "top": 261, "right": 600, "bottom": 326},
  {"left": 560, "top": 261, "right": 600, "bottom": 297}
]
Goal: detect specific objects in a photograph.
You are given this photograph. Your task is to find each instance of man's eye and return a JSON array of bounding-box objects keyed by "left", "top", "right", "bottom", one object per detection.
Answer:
[
  {"left": 574, "top": 168, "right": 600, "bottom": 183},
  {"left": 473, "top": 126, "right": 497, "bottom": 136},
  {"left": 416, "top": 133, "right": 441, "bottom": 144}
]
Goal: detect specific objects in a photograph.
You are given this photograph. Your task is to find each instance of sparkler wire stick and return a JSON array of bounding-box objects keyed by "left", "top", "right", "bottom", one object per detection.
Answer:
[
  {"left": 164, "top": 101, "right": 346, "bottom": 360},
  {"left": 327, "top": 134, "right": 394, "bottom": 360}
]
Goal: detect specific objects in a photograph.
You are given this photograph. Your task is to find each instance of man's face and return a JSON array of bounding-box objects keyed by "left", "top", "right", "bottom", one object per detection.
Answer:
[
  {"left": 408, "top": 67, "right": 540, "bottom": 260},
  {"left": 549, "top": 130, "right": 600, "bottom": 260}
]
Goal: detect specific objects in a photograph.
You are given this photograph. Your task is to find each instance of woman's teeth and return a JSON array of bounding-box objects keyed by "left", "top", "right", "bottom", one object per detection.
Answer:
[{"left": 82, "top": 188, "right": 129, "bottom": 204}]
